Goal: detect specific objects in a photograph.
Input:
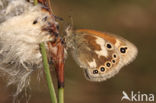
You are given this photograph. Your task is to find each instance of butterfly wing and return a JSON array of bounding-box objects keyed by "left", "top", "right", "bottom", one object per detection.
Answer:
[
  {"left": 112, "top": 34, "right": 138, "bottom": 66},
  {"left": 69, "top": 29, "right": 137, "bottom": 82}
]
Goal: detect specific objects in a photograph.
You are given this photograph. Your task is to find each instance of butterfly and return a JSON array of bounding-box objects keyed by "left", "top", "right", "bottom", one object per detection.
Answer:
[{"left": 65, "top": 26, "right": 138, "bottom": 82}]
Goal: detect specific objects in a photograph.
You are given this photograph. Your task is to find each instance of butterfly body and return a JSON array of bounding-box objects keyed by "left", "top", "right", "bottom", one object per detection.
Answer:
[{"left": 66, "top": 27, "right": 138, "bottom": 82}]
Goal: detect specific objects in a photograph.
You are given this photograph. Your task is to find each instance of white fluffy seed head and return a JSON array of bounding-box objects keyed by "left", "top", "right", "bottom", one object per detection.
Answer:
[{"left": 0, "top": 0, "right": 58, "bottom": 99}]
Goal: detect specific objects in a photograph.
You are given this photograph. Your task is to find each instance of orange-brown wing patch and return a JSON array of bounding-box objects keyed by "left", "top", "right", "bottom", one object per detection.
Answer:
[
  {"left": 83, "top": 35, "right": 101, "bottom": 51},
  {"left": 76, "top": 29, "right": 116, "bottom": 44}
]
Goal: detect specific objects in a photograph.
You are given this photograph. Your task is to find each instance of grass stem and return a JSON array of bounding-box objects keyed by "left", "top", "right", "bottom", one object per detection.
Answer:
[
  {"left": 34, "top": 0, "right": 38, "bottom": 5},
  {"left": 40, "top": 43, "right": 58, "bottom": 103},
  {"left": 58, "top": 87, "right": 64, "bottom": 103}
]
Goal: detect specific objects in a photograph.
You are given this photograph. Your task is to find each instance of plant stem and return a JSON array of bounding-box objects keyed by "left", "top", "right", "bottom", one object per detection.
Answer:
[
  {"left": 47, "top": 0, "right": 54, "bottom": 14},
  {"left": 34, "top": 0, "right": 58, "bottom": 103},
  {"left": 58, "top": 88, "right": 64, "bottom": 103},
  {"left": 34, "top": 0, "right": 38, "bottom": 5},
  {"left": 40, "top": 43, "right": 58, "bottom": 103},
  {"left": 46, "top": 1, "right": 65, "bottom": 103}
]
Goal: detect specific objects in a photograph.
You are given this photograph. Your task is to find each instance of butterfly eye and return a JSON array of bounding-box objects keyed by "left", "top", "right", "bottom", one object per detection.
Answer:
[
  {"left": 120, "top": 47, "right": 127, "bottom": 53},
  {"left": 93, "top": 70, "right": 98, "bottom": 74},
  {"left": 100, "top": 67, "right": 105, "bottom": 72}
]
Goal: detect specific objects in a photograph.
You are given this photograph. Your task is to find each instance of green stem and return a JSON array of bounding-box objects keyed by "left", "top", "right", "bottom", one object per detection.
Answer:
[
  {"left": 58, "top": 88, "right": 64, "bottom": 103},
  {"left": 40, "top": 43, "right": 58, "bottom": 103},
  {"left": 34, "top": 0, "right": 38, "bottom": 5}
]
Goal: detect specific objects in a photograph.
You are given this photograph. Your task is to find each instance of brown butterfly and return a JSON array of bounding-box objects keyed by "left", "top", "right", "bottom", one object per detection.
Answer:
[{"left": 65, "top": 27, "right": 138, "bottom": 82}]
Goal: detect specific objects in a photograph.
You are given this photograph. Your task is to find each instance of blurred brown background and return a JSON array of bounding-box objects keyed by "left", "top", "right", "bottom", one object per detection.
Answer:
[{"left": 0, "top": 0, "right": 156, "bottom": 103}]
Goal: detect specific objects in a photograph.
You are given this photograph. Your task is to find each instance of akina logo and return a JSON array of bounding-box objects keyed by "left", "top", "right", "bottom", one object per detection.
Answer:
[{"left": 121, "top": 91, "right": 155, "bottom": 102}]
